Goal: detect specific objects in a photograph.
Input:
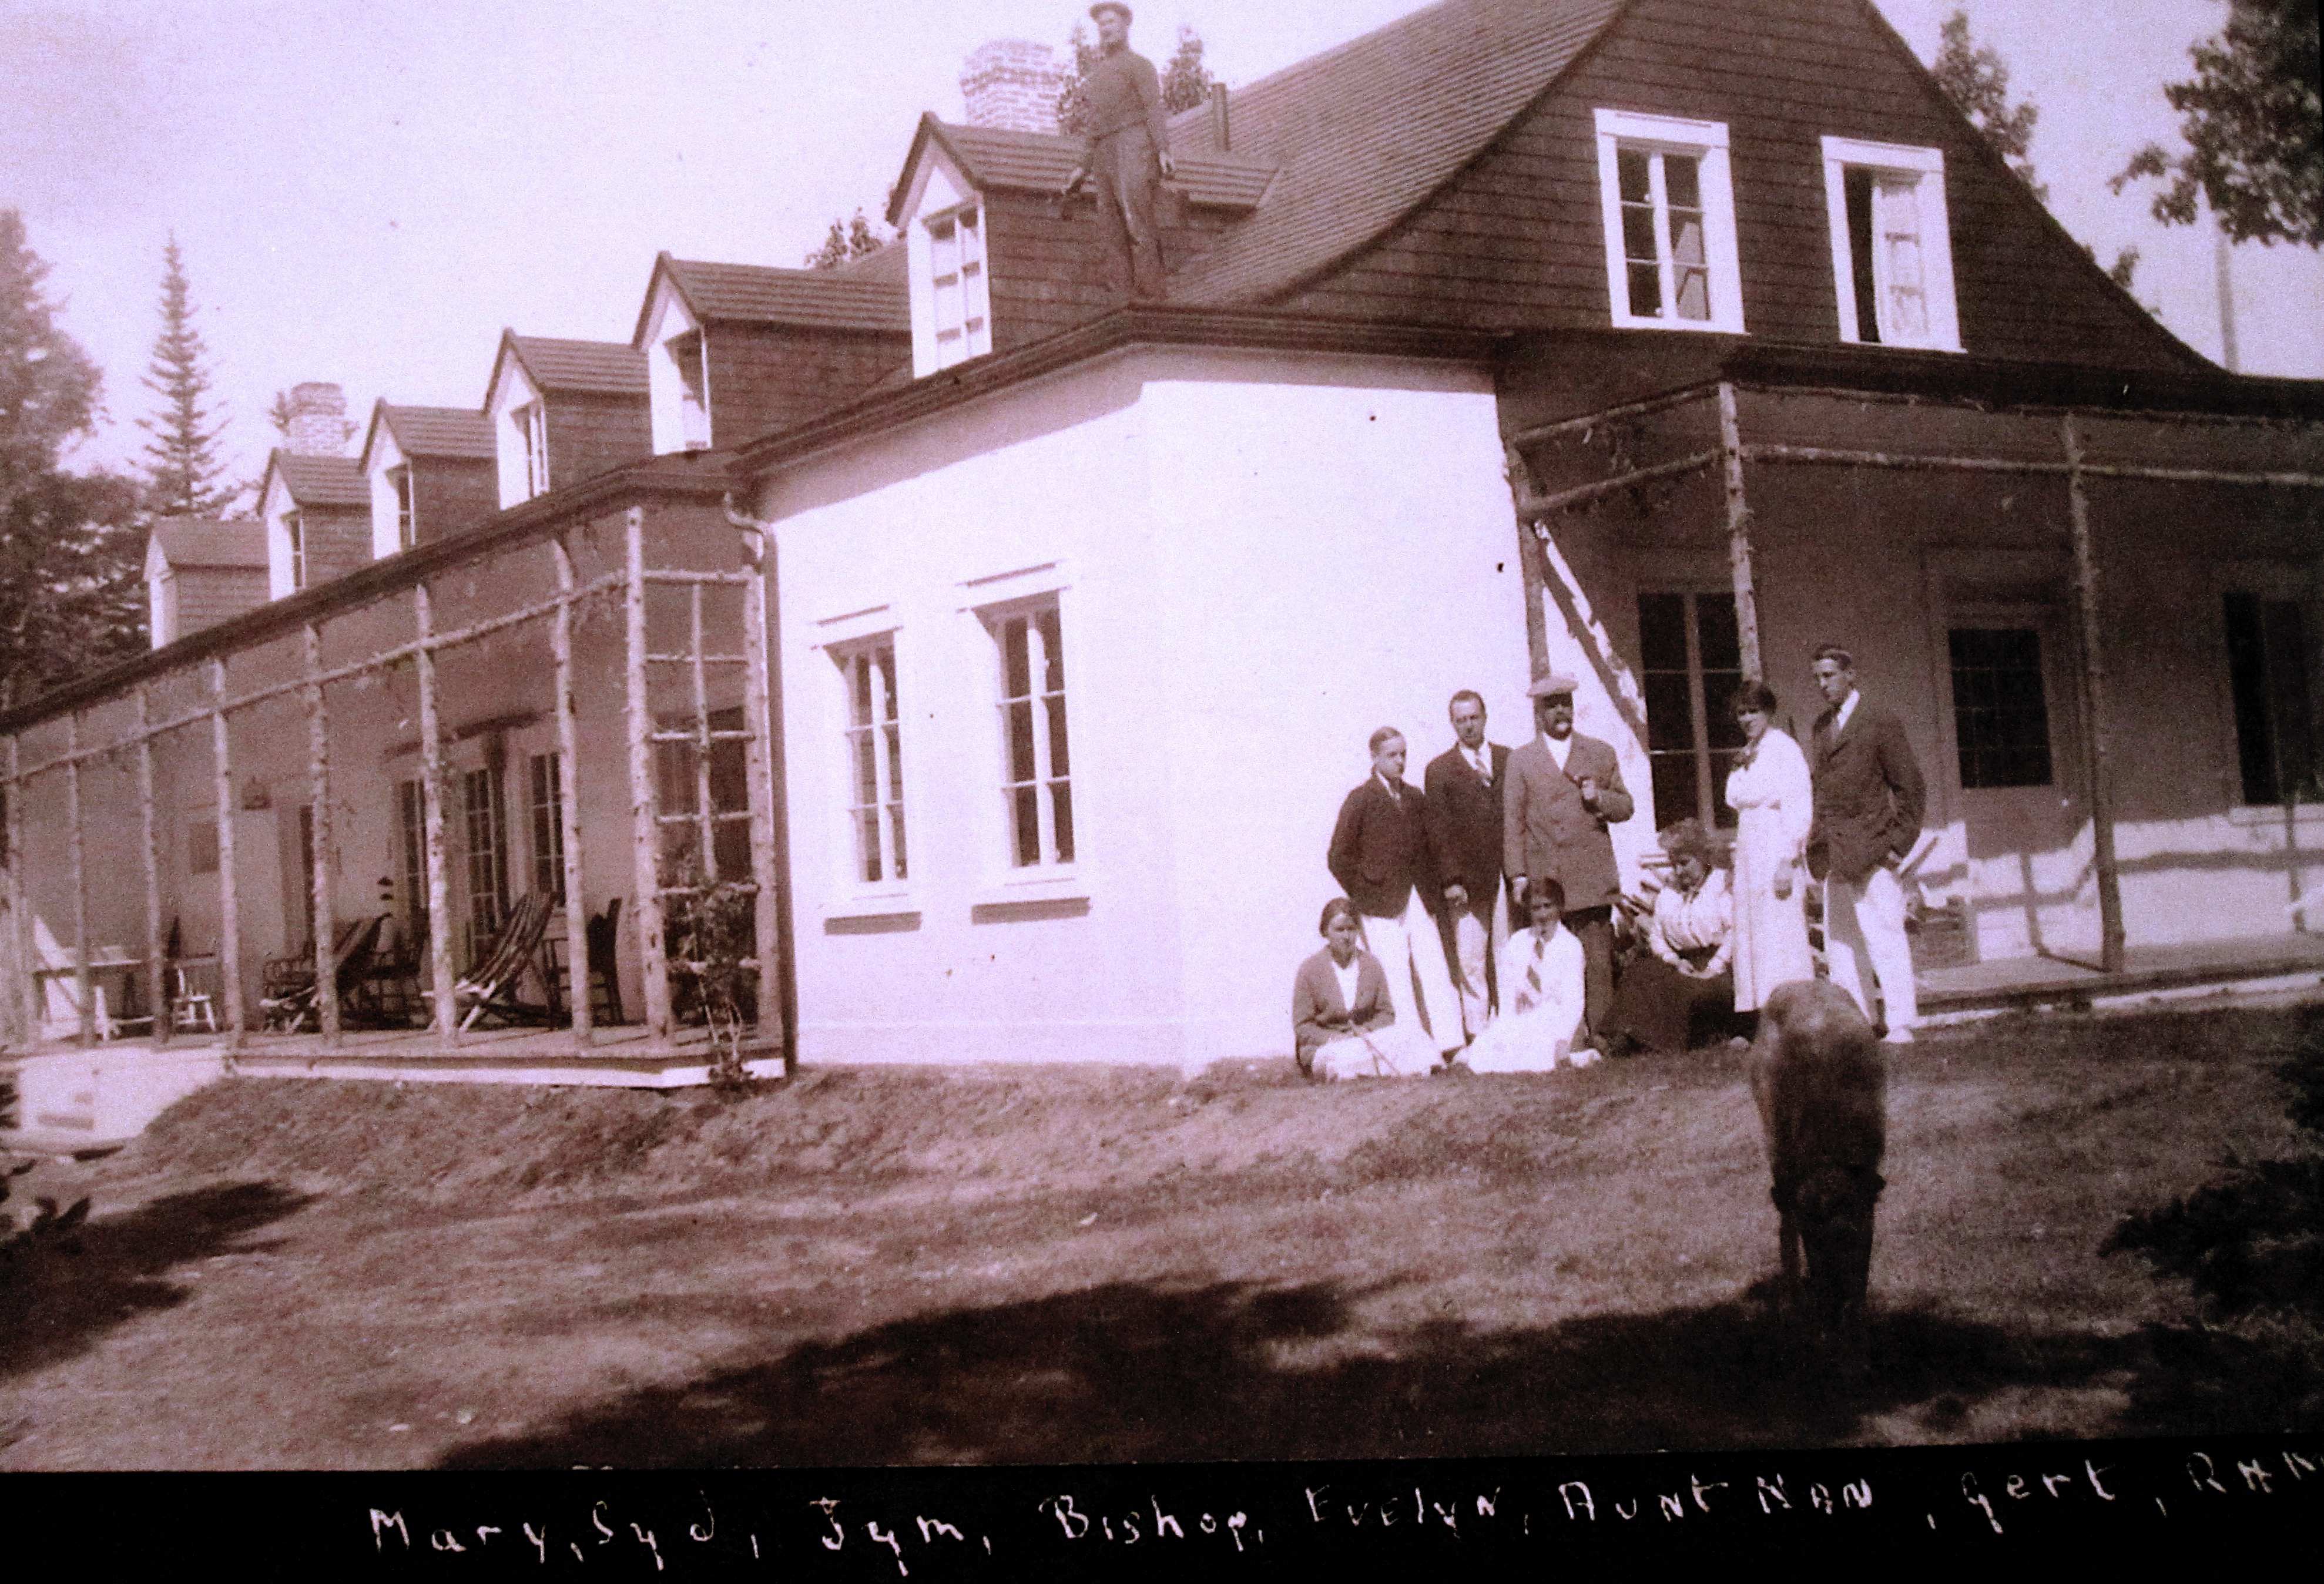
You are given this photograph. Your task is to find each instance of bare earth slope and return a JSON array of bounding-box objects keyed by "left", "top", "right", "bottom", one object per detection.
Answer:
[{"left": 2, "top": 1002, "right": 2317, "bottom": 1469}]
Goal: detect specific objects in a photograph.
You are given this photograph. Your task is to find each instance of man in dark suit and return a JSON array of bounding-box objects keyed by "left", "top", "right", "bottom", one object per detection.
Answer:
[
  {"left": 1329, "top": 726, "right": 1464, "bottom": 1060},
  {"left": 1807, "top": 644, "right": 1928, "bottom": 1043},
  {"left": 1502, "top": 673, "right": 1634, "bottom": 1045},
  {"left": 1424, "top": 689, "right": 1511, "bottom": 1040}
]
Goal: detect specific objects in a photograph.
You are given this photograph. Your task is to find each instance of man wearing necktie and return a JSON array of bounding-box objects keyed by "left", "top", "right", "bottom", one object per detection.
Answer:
[
  {"left": 1424, "top": 689, "right": 1513, "bottom": 1041},
  {"left": 1503, "top": 672, "right": 1634, "bottom": 1048},
  {"left": 1328, "top": 726, "right": 1465, "bottom": 1062}
]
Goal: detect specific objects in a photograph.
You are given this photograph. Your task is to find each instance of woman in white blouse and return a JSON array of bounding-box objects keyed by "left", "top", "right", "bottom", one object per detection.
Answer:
[
  {"left": 1723, "top": 680, "right": 1817, "bottom": 1016},
  {"left": 1601, "top": 820, "right": 1735, "bottom": 1055}
]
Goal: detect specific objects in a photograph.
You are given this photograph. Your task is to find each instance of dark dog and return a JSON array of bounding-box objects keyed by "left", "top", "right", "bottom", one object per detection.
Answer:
[{"left": 1748, "top": 979, "right": 1887, "bottom": 1368}]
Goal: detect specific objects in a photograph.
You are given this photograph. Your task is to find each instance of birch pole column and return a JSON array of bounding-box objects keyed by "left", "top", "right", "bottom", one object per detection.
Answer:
[
  {"left": 551, "top": 537, "right": 592, "bottom": 1047},
  {"left": 623, "top": 507, "right": 674, "bottom": 1046},
  {"left": 66, "top": 714, "right": 91, "bottom": 1048},
  {"left": 2062, "top": 414, "right": 2128, "bottom": 975},
  {"left": 738, "top": 536, "right": 784, "bottom": 1055},
  {"left": 209, "top": 660, "right": 244, "bottom": 1043},
  {"left": 1716, "top": 381, "right": 1764, "bottom": 682},
  {"left": 138, "top": 687, "right": 169, "bottom": 1047},
  {"left": 5, "top": 737, "right": 36, "bottom": 1046},
  {"left": 414, "top": 585, "right": 459, "bottom": 1041},
  {"left": 303, "top": 624, "right": 341, "bottom": 1043}
]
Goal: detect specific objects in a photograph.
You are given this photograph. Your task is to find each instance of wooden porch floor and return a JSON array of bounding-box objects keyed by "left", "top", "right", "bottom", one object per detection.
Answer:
[{"left": 1919, "top": 930, "right": 2324, "bottom": 1016}]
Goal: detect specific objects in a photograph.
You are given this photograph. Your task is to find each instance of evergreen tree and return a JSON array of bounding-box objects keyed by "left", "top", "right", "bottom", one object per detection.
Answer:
[
  {"left": 2113, "top": 0, "right": 2322, "bottom": 247},
  {"left": 804, "top": 210, "right": 888, "bottom": 269},
  {"left": 0, "top": 210, "right": 147, "bottom": 712},
  {"left": 138, "top": 235, "right": 235, "bottom": 518},
  {"left": 1929, "top": 9, "right": 2045, "bottom": 200},
  {"left": 1058, "top": 23, "right": 1213, "bottom": 137}
]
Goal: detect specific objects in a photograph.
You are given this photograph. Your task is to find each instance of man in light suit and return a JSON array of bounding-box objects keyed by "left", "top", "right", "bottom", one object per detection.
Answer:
[
  {"left": 1423, "top": 689, "right": 1512, "bottom": 1041},
  {"left": 1806, "top": 644, "right": 1927, "bottom": 1043},
  {"left": 1502, "top": 673, "right": 1634, "bottom": 1045},
  {"left": 1329, "top": 726, "right": 1465, "bottom": 1061}
]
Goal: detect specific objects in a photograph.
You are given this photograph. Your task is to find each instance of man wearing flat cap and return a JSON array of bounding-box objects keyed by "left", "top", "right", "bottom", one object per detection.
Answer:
[
  {"left": 1503, "top": 673, "right": 1634, "bottom": 1046},
  {"left": 1059, "top": 2, "right": 1175, "bottom": 303}
]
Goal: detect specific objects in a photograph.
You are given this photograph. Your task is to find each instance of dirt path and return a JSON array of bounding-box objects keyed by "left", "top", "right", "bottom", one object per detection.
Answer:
[{"left": 2, "top": 1003, "right": 2315, "bottom": 1468}]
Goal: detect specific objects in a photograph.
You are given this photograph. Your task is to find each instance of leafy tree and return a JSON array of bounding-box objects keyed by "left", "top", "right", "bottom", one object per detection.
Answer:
[
  {"left": 804, "top": 210, "right": 888, "bottom": 270},
  {"left": 0, "top": 210, "right": 147, "bottom": 713},
  {"left": 2112, "top": 0, "right": 2322, "bottom": 247},
  {"left": 137, "top": 235, "right": 235, "bottom": 518},
  {"left": 1929, "top": 9, "right": 2045, "bottom": 200},
  {"left": 1057, "top": 23, "right": 1214, "bottom": 137}
]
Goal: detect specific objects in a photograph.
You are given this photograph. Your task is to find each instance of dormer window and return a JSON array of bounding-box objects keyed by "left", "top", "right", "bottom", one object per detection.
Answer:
[
  {"left": 1820, "top": 138, "right": 1961, "bottom": 351},
  {"left": 285, "top": 513, "right": 307, "bottom": 591},
  {"left": 668, "top": 330, "right": 710, "bottom": 450},
  {"left": 388, "top": 465, "right": 415, "bottom": 551},
  {"left": 512, "top": 401, "right": 548, "bottom": 499},
  {"left": 927, "top": 206, "right": 991, "bottom": 370},
  {"left": 1593, "top": 109, "right": 1746, "bottom": 334}
]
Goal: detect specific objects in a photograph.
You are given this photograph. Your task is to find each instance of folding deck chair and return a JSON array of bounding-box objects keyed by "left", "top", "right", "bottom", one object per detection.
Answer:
[
  {"left": 453, "top": 892, "right": 554, "bottom": 1032},
  {"left": 259, "top": 914, "right": 388, "bottom": 1033}
]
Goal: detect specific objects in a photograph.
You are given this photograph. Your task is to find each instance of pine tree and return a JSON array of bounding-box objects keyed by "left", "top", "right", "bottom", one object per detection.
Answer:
[
  {"left": 0, "top": 210, "right": 147, "bottom": 712},
  {"left": 138, "top": 235, "right": 235, "bottom": 518},
  {"left": 805, "top": 210, "right": 889, "bottom": 270},
  {"left": 1929, "top": 10, "right": 2045, "bottom": 200},
  {"left": 1058, "top": 24, "right": 1213, "bottom": 136}
]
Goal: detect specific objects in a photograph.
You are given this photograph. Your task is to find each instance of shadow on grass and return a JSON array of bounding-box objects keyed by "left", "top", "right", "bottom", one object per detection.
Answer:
[
  {"left": 0, "top": 1181, "right": 316, "bottom": 1384},
  {"left": 440, "top": 1275, "right": 2201, "bottom": 1468}
]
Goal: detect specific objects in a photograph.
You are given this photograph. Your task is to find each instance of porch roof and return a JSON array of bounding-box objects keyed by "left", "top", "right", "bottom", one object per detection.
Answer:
[{"left": 0, "top": 448, "right": 737, "bottom": 735}]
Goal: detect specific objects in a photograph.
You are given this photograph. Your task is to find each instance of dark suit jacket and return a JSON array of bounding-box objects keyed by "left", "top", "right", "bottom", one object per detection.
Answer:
[
  {"left": 1291, "top": 948, "right": 1395, "bottom": 1062},
  {"left": 1503, "top": 732, "right": 1633, "bottom": 910},
  {"left": 1423, "top": 742, "right": 1510, "bottom": 902},
  {"left": 1327, "top": 776, "right": 1440, "bottom": 920},
  {"left": 1808, "top": 696, "right": 1927, "bottom": 885}
]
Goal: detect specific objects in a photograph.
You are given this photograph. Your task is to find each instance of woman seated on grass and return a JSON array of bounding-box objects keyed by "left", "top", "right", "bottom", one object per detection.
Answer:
[
  {"left": 1292, "top": 898, "right": 1438, "bottom": 1081},
  {"left": 1459, "top": 878, "right": 1599, "bottom": 1073},
  {"left": 1601, "top": 818, "right": 1736, "bottom": 1058}
]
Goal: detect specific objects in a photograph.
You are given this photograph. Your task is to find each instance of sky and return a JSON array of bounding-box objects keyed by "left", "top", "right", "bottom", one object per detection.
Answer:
[{"left": 6, "top": 0, "right": 2321, "bottom": 493}]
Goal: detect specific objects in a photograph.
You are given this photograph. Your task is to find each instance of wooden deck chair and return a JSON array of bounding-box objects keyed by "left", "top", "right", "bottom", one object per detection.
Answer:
[
  {"left": 260, "top": 915, "right": 383, "bottom": 1032},
  {"left": 453, "top": 892, "right": 554, "bottom": 1032}
]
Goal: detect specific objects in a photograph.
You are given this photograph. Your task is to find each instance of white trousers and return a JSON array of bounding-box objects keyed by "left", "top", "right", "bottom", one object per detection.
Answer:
[
  {"left": 1447, "top": 885, "right": 1511, "bottom": 1039},
  {"left": 1360, "top": 893, "right": 1465, "bottom": 1055},
  {"left": 1825, "top": 865, "right": 1919, "bottom": 1038},
  {"left": 1310, "top": 1022, "right": 1438, "bottom": 1081}
]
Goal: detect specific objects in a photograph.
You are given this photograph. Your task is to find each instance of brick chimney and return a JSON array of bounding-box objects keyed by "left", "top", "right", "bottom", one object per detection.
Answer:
[
  {"left": 285, "top": 381, "right": 348, "bottom": 457},
  {"left": 960, "top": 39, "right": 1068, "bottom": 135}
]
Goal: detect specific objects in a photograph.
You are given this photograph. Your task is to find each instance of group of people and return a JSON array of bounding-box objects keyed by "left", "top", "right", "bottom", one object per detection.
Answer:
[{"left": 1295, "top": 647, "right": 1927, "bottom": 1080}]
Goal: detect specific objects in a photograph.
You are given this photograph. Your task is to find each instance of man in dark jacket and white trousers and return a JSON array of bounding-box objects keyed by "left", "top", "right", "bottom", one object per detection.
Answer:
[
  {"left": 1424, "top": 689, "right": 1512, "bottom": 1041},
  {"left": 1503, "top": 673, "right": 1635, "bottom": 1045},
  {"left": 1329, "top": 726, "right": 1465, "bottom": 1061},
  {"left": 1807, "top": 643, "right": 1928, "bottom": 1043}
]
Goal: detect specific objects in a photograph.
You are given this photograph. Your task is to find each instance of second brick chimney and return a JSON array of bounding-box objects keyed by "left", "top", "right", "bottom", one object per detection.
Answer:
[
  {"left": 286, "top": 381, "right": 348, "bottom": 456},
  {"left": 960, "top": 39, "right": 1069, "bottom": 135}
]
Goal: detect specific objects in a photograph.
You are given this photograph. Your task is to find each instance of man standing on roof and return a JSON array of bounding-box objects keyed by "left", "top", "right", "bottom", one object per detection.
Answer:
[{"left": 1059, "top": 3, "right": 1176, "bottom": 303}]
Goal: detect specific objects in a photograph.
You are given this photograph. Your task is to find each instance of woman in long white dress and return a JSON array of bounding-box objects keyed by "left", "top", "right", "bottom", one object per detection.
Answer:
[
  {"left": 1460, "top": 879, "right": 1599, "bottom": 1073},
  {"left": 1723, "top": 681, "right": 1817, "bottom": 1014}
]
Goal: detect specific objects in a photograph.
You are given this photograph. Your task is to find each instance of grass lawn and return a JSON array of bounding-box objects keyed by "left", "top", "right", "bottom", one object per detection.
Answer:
[{"left": 2, "top": 998, "right": 2319, "bottom": 1469}]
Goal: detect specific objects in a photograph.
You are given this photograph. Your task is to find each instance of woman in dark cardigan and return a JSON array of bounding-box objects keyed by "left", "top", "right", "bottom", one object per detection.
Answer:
[{"left": 1292, "top": 898, "right": 1436, "bottom": 1080}]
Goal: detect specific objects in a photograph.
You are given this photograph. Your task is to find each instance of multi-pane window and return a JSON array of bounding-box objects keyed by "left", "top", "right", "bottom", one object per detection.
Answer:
[
  {"left": 1595, "top": 110, "right": 1744, "bottom": 334},
  {"left": 284, "top": 513, "right": 307, "bottom": 590},
  {"left": 512, "top": 402, "right": 549, "bottom": 498},
  {"left": 1949, "top": 627, "right": 2054, "bottom": 790},
  {"left": 529, "top": 752, "right": 566, "bottom": 907},
  {"left": 396, "top": 779, "right": 428, "bottom": 932},
  {"left": 654, "top": 706, "right": 750, "bottom": 883},
  {"left": 837, "top": 639, "right": 907, "bottom": 885},
  {"left": 989, "top": 602, "right": 1073, "bottom": 868},
  {"left": 668, "top": 330, "right": 711, "bottom": 449},
  {"left": 1638, "top": 590, "right": 1745, "bottom": 829},
  {"left": 462, "top": 764, "right": 509, "bottom": 946},
  {"left": 2224, "top": 592, "right": 2318, "bottom": 806},
  {"left": 388, "top": 465, "right": 415, "bottom": 551},
  {"left": 1822, "top": 139, "right": 1960, "bottom": 351},
  {"left": 295, "top": 803, "right": 317, "bottom": 944},
  {"left": 928, "top": 206, "right": 991, "bottom": 370}
]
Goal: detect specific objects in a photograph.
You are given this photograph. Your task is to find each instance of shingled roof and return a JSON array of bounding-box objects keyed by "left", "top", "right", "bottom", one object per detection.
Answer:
[
  {"left": 639, "top": 255, "right": 911, "bottom": 341},
  {"left": 377, "top": 403, "right": 496, "bottom": 461},
  {"left": 1162, "top": 0, "right": 1629, "bottom": 306},
  {"left": 148, "top": 517, "right": 269, "bottom": 570},
  {"left": 498, "top": 333, "right": 650, "bottom": 397},
  {"left": 889, "top": 118, "right": 1277, "bottom": 223},
  {"left": 266, "top": 450, "right": 369, "bottom": 509}
]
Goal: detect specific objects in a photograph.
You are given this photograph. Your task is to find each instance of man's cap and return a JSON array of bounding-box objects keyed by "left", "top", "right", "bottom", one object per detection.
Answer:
[
  {"left": 1527, "top": 672, "right": 1580, "bottom": 698},
  {"left": 1090, "top": 2, "right": 1132, "bottom": 22}
]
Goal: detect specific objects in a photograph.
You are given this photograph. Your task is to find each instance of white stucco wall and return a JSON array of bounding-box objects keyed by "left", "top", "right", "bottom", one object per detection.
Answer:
[{"left": 766, "top": 346, "right": 1555, "bottom": 1067}]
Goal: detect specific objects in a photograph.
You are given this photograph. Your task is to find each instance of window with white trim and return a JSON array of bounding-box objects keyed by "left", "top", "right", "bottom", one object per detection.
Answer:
[
  {"left": 834, "top": 637, "right": 907, "bottom": 885},
  {"left": 1820, "top": 137, "right": 1961, "bottom": 351},
  {"left": 284, "top": 512, "right": 307, "bottom": 591},
  {"left": 388, "top": 465, "right": 415, "bottom": 551},
  {"left": 927, "top": 205, "right": 991, "bottom": 370},
  {"left": 1639, "top": 590, "right": 1746, "bottom": 829},
  {"left": 1594, "top": 109, "right": 1746, "bottom": 333},
  {"left": 2224, "top": 591, "right": 2318, "bottom": 806},
  {"left": 528, "top": 751, "right": 566, "bottom": 907},
  {"left": 511, "top": 401, "right": 549, "bottom": 499},
  {"left": 396, "top": 778, "right": 428, "bottom": 933},
  {"left": 986, "top": 599, "right": 1073, "bottom": 869},
  {"left": 462, "top": 764, "right": 510, "bottom": 948},
  {"left": 666, "top": 330, "right": 711, "bottom": 450}
]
